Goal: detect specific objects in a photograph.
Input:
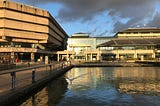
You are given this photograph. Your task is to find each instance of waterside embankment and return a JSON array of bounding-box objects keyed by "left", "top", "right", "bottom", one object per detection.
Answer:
[
  {"left": 0, "top": 65, "right": 73, "bottom": 106},
  {"left": 74, "top": 61, "right": 160, "bottom": 67}
]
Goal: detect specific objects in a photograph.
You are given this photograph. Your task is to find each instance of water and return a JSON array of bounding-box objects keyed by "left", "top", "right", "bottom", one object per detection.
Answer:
[{"left": 18, "top": 67, "right": 160, "bottom": 106}]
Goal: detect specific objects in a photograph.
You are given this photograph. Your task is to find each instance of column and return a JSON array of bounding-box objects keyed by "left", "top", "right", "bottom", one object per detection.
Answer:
[
  {"left": 97, "top": 54, "right": 99, "bottom": 61},
  {"left": 40, "top": 55, "right": 43, "bottom": 62},
  {"left": 141, "top": 55, "right": 144, "bottom": 61},
  {"left": 86, "top": 54, "right": 88, "bottom": 61},
  {"left": 31, "top": 53, "right": 35, "bottom": 62},
  {"left": 116, "top": 49, "right": 119, "bottom": 60},
  {"left": 45, "top": 56, "right": 48, "bottom": 64},
  {"left": 98, "top": 48, "right": 102, "bottom": 61},
  {"left": 11, "top": 52, "right": 14, "bottom": 63},
  {"left": 72, "top": 54, "right": 75, "bottom": 61},
  {"left": 152, "top": 53, "right": 155, "bottom": 59},
  {"left": 91, "top": 53, "right": 93, "bottom": 61},
  {"left": 134, "top": 50, "right": 137, "bottom": 60},
  {"left": 57, "top": 54, "right": 59, "bottom": 61},
  {"left": 134, "top": 53, "right": 137, "bottom": 59},
  {"left": 116, "top": 53, "right": 119, "bottom": 60}
]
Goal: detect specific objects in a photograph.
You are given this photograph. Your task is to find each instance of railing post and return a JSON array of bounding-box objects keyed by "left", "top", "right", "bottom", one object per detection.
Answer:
[
  {"left": 10, "top": 72, "right": 16, "bottom": 89},
  {"left": 49, "top": 65, "right": 52, "bottom": 74},
  {"left": 32, "top": 69, "right": 36, "bottom": 83},
  {"left": 61, "top": 63, "right": 63, "bottom": 68}
]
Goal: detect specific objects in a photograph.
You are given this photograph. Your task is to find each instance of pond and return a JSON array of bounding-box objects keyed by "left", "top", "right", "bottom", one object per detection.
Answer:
[{"left": 18, "top": 67, "right": 160, "bottom": 106}]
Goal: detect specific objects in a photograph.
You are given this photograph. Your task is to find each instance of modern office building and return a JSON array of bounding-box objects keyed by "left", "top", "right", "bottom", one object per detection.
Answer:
[
  {"left": 97, "top": 28, "right": 160, "bottom": 61},
  {"left": 57, "top": 28, "right": 160, "bottom": 62},
  {"left": 57, "top": 33, "right": 112, "bottom": 61},
  {"left": 0, "top": 0, "right": 68, "bottom": 63}
]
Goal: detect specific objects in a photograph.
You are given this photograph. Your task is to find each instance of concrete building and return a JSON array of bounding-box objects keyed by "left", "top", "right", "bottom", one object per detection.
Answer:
[
  {"left": 57, "top": 33, "right": 112, "bottom": 61},
  {"left": 97, "top": 28, "right": 160, "bottom": 61},
  {"left": 57, "top": 28, "right": 160, "bottom": 62},
  {"left": 0, "top": 0, "right": 68, "bottom": 64}
]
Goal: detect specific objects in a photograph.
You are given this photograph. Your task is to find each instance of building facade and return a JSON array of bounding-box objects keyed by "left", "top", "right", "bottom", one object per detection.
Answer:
[
  {"left": 0, "top": 0, "right": 68, "bottom": 64},
  {"left": 97, "top": 28, "right": 160, "bottom": 61},
  {"left": 57, "top": 33, "right": 112, "bottom": 61}
]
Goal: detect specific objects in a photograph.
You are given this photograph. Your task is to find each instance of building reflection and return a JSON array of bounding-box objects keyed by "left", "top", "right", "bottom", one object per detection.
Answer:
[
  {"left": 66, "top": 67, "right": 160, "bottom": 95},
  {"left": 19, "top": 67, "right": 160, "bottom": 106},
  {"left": 113, "top": 67, "right": 160, "bottom": 95},
  {"left": 20, "top": 77, "right": 68, "bottom": 106}
]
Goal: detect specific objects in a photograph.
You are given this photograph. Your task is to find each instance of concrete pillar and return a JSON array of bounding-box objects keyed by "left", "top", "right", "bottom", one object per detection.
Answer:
[
  {"left": 98, "top": 48, "right": 102, "bottom": 61},
  {"left": 72, "top": 54, "right": 75, "bottom": 60},
  {"left": 85, "top": 47, "right": 88, "bottom": 51},
  {"left": 152, "top": 53, "right": 156, "bottom": 59},
  {"left": 97, "top": 52, "right": 100, "bottom": 61},
  {"left": 11, "top": 52, "right": 14, "bottom": 63},
  {"left": 86, "top": 54, "right": 88, "bottom": 61},
  {"left": 134, "top": 53, "right": 137, "bottom": 59},
  {"left": 141, "top": 55, "right": 144, "bottom": 61},
  {"left": 72, "top": 47, "right": 74, "bottom": 51},
  {"left": 116, "top": 50, "right": 119, "bottom": 60},
  {"left": 40, "top": 55, "right": 43, "bottom": 62},
  {"left": 116, "top": 53, "right": 119, "bottom": 60},
  {"left": 91, "top": 53, "right": 93, "bottom": 61},
  {"left": 45, "top": 56, "right": 48, "bottom": 64},
  {"left": 31, "top": 53, "right": 35, "bottom": 62},
  {"left": 57, "top": 54, "right": 59, "bottom": 61}
]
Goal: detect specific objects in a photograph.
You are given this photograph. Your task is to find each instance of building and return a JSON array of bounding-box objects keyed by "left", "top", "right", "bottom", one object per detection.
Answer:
[
  {"left": 0, "top": 0, "right": 68, "bottom": 64},
  {"left": 57, "top": 33, "right": 112, "bottom": 61},
  {"left": 97, "top": 28, "right": 160, "bottom": 61}
]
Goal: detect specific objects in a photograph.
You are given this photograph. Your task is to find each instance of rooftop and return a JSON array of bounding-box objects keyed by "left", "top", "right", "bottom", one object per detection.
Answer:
[
  {"left": 71, "top": 33, "right": 89, "bottom": 38},
  {"left": 118, "top": 27, "right": 160, "bottom": 33},
  {"left": 97, "top": 38, "right": 160, "bottom": 47}
]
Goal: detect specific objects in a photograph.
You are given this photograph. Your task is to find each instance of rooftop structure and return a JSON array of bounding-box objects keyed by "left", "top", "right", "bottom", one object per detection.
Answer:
[
  {"left": 71, "top": 33, "right": 89, "bottom": 38},
  {"left": 115, "top": 27, "right": 160, "bottom": 38}
]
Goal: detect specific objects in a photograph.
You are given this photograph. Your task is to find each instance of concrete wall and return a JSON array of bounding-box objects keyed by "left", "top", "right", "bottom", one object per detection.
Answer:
[
  {"left": 0, "top": 0, "right": 68, "bottom": 49},
  {"left": 117, "top": 33, "right": 160, "bottom": 38}
]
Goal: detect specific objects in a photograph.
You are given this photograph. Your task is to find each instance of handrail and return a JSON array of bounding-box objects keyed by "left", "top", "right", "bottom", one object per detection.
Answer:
[
  {"left": 0, "top": 62, "right": 68, "bottom": 75},
  {"left": 0, "top": 64, "right": 50, "bottom": 75},
  {"left": 0, "top": 61, "right": 71, "bottom": 92}
]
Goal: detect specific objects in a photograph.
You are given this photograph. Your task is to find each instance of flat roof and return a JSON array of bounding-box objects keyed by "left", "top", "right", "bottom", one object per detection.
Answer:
[
  {"left": 71, "top": 33, "right": 89, "bottom": 38},
  {"left": 118, "top": 28, "right": 160, "bottom": 33}
]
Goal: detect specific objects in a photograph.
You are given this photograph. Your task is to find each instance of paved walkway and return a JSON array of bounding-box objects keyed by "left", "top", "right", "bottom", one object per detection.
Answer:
[{"left": 0, "top": 62, "right": 64, "bottom": 93}]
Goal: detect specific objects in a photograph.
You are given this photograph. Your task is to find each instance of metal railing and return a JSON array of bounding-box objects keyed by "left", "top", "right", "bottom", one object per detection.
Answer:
[{"left": 0, "top": 61, "right": 71, "bottom": 93}]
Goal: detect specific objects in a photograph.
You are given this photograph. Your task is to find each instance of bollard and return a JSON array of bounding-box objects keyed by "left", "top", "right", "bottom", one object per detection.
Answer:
[
  {"left": 10, "top": 72, "right": 16, "bottom": 89},
  {"left": 32, "top": 69, "right": 36, "bottom": 83}
]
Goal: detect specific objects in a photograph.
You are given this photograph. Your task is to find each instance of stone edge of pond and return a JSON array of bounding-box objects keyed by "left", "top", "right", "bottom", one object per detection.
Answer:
[
  {"left": 74, "top": 61, "right": 160, "bottom": 67},
  {"left": 0, "top": 65, "right": 74, "bottom": 106}
]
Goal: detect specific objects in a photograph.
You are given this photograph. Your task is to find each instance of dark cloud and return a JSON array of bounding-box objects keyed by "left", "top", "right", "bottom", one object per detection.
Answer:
[
  {"left": 147, "top": 12, "right": 160, "bottom": 27},
  {"left": 13, "top": 0, "right": 160, "bottom": 35}
]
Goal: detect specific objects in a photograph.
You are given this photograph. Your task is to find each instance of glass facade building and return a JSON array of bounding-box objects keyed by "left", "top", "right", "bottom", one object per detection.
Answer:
[{"left": 67, "top": 33, "right": 112, "bottom": 61}]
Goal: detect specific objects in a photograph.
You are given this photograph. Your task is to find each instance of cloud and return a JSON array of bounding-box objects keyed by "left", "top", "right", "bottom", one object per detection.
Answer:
[
  {"left": 147, "top": 12, "right": 160, "bottom": 27},
  {"left": 13, "top": 0, "right": 160, "bottom": 35}
]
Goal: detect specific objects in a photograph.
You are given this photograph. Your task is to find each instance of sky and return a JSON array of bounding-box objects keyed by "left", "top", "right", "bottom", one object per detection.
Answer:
[{"left": 13, "top": 0, "right": 160, "bottom": 37}]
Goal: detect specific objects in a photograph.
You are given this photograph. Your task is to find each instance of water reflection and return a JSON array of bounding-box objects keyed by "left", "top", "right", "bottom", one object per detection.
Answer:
[
  {"left": 66, "top": 67, "right": 160, "bottom": 95},
  {"left": 113, "top": 67, "right": 160, "bottom": 95},
  {"left": 19, "top": 67, "right": 160, "bottom": 106},
  {"left": 20, "top": 77, "right": 68, "bottom": 106}
]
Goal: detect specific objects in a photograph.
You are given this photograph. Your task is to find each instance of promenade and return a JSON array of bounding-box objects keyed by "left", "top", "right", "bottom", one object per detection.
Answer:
[{"left": 0, "top": 61, "right": 73, "bottom": 105}]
